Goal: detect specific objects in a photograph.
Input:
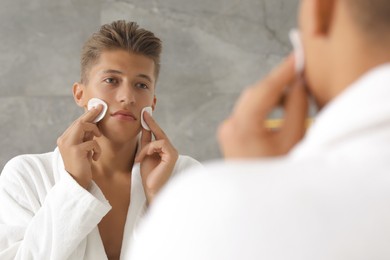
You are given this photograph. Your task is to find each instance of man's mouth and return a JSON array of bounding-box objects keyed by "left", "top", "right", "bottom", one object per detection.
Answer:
[{"left": 111, "top": 110, "right": 137, "bottom": 121}]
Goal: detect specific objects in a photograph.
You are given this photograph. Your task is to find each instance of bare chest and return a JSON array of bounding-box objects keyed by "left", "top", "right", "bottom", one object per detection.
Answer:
[{"left": 96, "top": 176, "right": 131, "bottom": 259}]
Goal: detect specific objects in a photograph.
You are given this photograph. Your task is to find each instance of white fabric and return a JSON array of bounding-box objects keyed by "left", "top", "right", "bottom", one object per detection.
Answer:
[
  {"left": 0, "top": 147, "right": 201, "bottom": 260},
  {"left": 129, "top": 64, "right": 390, "bottom": 260}
]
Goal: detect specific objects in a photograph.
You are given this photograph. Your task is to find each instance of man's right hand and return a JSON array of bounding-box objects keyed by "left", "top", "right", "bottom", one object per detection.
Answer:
[
  {"left": 218, "top": 54, "right": 309, "bottom": 159},
  {"left": 57, "top": 105, "right": 103, "bottom": 189}
]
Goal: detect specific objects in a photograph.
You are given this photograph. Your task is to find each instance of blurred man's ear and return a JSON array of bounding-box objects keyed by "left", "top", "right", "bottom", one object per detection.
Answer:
[
  {"left": 152, "top": 95, "right": 157, "bottom": 111},
  {"left": 73, "top": 82, "right": 87, "bottom": 108},
  {"left": 315, "top": 0, "right": 336, "bottom": 35}
]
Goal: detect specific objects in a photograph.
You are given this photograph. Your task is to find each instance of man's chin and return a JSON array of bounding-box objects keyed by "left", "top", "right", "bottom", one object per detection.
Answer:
[{"left": 99, "top": 127, "right": 140, "bottom": 143}]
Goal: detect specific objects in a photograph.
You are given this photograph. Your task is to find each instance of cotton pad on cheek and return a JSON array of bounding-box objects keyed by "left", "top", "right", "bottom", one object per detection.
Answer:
[
  {"left": 289, "top": 28, "right": 305, "bottom": 75},
  {"left": 141, "top": 106, "right": 153, "bottom": 131},
  {"left": 87, "top": 98, "right": 108, "bottom": 123}
]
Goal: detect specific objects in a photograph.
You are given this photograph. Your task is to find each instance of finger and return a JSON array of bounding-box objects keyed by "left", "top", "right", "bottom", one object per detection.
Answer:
[
  {"left": 82, "top": 122, "right": 101, "bottom": 137},
  {"left": 59, "top": 121, "right": 102, "bottom": 146},
  {"left": 135, "top": 140, "right": 170, "bottom": 163},
  {"left": 84, "top": 132, "right": 94, "bottom": 142},
  {"left": 78, "top": 140, "right": 101, "bottom": 158},
  {"left": 79, "top": 104, "right": 104, "bottom": 123},
  {"left": 72, "top": 122, "right": 101, "bottom": 143},
  {"left": 217, "top": 117, "right": 236, "bottom": 158},
  {"left": 92, "top": 142, "right": 102, "bottom": 161},
  {"left": 140, "top": 127, "right": 152, "bottom": 149},
  {"left": 74, "top": 122, "right": 101, "bottom": 142},
  {"left": 135, "top": 143, "right": 150, "bottom": 163},
  {"left": 59, "top": 105, "right": 104, "bottom": 141},
  {"left": 59, "top": 119, "right": 79, "bottom": 141},
  {"left": 142, "top": 112, "right": 169, "bottom": 140},
  {"left": 135, "top": 141, "right": 159, "bottom": 163},
  {"left": 280, "top": 78, "right": 309, "bottom": 148},
  {"left": 233, "top": 54, "right": 296, "bottom": 123}
]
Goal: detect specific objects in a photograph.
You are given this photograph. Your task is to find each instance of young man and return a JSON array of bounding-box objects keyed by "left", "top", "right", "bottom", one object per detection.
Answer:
[
  {"left": 129, "top": 0, "right": 390, "bottom": 259},
  {"left": 0, "top": 21, "right": 201, "bottom": 259}
]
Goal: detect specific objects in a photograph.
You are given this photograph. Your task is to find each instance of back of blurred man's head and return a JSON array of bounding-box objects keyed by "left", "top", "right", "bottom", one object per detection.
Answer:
[
  {"left": 299, "top": 0, "right": 390, "bottom": 108},
  {"left": 347, "top": 0, "right": 390, "bottom": 39}
]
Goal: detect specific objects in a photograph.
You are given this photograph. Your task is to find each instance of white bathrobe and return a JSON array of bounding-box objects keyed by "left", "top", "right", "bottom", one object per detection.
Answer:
[
  {"left": 129, "top": 64, "right": 390, "bottom": 260},
  {"left": 0, "top": 147, "right": 201, "bottom": 260}
]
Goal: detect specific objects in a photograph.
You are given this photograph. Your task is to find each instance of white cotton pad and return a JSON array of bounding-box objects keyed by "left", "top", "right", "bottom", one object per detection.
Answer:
[
  {"left": 289, "top": 28, "right": 305, "bottom": 75},
  {"left": 141, "top": 106, "right": 153, "bottom": 131},
  {"left": 87, "top": 98, "right": 108, "bottom": 123}
]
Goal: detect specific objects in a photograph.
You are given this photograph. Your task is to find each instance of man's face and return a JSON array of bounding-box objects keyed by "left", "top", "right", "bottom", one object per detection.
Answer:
[{"left": 79, "top": 49, "right": 156, "bottom": 142}]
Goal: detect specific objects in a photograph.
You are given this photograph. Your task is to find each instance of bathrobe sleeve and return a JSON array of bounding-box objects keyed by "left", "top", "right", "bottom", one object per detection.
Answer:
[{"left": 0, "top": 154, "right": 111, "bottom": 260}]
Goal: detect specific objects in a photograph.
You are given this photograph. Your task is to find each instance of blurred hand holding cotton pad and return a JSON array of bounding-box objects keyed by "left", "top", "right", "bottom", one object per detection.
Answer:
[
  {"left": 289, "top": 28, "right": 304, "bottom": 75},
  {"left": 87, "top": 98, "right": 108, "bottom": 123},
  {"left": 141, "top": 106, "right": 153, "bottom": 131}
]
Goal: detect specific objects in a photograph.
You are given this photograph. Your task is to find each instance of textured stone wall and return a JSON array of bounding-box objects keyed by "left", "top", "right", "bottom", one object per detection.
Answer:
[{"left": 0, "top": 0, "right": 300, "bottom": 170}]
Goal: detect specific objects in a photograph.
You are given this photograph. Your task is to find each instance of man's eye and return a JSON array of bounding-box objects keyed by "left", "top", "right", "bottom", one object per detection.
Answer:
[
  {"left": 136, "top": 83, "right": 148, "bottom": 89},
  {"left": 104, "top": 78, "right": 118, "bottom": 84}
]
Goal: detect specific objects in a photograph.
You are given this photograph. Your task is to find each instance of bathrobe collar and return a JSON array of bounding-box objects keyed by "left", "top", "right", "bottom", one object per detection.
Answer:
[{"left": 291, "top": 63, "right": 390, "bottom": 158}]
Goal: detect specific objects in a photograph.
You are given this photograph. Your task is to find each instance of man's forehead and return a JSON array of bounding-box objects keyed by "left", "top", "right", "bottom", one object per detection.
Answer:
[{"left": 90, "top": 51, "right": 156, "bottom": 81}]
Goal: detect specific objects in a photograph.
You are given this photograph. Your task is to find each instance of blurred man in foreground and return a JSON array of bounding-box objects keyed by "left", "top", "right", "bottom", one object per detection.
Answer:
[{"left": 130, "top": 0, "right": 390, "bottom": 259}]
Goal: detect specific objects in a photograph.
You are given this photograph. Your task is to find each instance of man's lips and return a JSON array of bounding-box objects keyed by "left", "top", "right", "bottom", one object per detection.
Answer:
[{"left": 111, "top": 110, "right": 137, "bottom": 121}]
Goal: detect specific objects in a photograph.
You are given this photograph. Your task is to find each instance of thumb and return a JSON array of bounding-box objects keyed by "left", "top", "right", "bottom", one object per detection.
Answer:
[{"left": 280, "top": 78, "right": 309, "bottom": 149}]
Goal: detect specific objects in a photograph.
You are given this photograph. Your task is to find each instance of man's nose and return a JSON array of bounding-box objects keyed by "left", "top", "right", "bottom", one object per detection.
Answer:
[{"left": 118, "top": 85, "right": 136, "bottom": 105}]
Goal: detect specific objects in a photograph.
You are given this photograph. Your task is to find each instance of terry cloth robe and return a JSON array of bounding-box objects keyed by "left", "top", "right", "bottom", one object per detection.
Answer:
[
  {"left": 129, "top": 64, "right": 390, "bottom": 260},
  {"left": 0, "top": 147, "right": 201, "bottom": 259}
]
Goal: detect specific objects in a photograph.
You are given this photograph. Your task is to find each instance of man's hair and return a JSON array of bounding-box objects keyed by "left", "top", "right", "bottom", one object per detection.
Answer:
[
  {"left": 80, "top": 20, "right": 162, "bottom": 84},
  {"left": 346, "top": 0, "right": 390, "bottom": 37}
]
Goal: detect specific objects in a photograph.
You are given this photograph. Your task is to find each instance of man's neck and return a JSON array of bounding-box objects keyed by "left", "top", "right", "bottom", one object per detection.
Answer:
[
  {"left": 325, "top": 8, "right": 390, "bottom": 106},
  {"left": 326, "top": 36, "right": 390, "bottom": 106},
  {"left": 92, "top": 136, "right": 139, "bottom": 177}
]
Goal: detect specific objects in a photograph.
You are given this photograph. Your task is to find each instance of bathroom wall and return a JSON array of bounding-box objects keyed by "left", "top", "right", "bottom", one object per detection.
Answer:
[{"left": 0, "top": 0, "right": 300, "bottom": 170}]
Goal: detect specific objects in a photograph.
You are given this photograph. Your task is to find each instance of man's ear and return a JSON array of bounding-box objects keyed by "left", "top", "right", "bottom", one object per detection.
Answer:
[
  {"left": 72, "top": 82, "right": 87, "bottom": 108},
  {"left": 151, "top": 95, "right": 157, "bottom": 111},
  {"left": 315, "top": 0, "right": 336, "bottom": 35}
]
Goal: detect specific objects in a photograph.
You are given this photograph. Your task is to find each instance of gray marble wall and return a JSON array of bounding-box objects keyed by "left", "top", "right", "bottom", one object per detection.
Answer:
[{"left": 0, "top": 0, "right": 300, "bottom": 170}]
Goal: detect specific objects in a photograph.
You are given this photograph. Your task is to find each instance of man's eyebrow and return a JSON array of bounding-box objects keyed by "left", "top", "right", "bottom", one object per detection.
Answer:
[
  {"left": 101, "top": 70, "right": 153, "bottom": 83},
  {"left": 137, "top": 74, "right": 153, "bottom": 83},
  {"left": 101, "top": 69, "right": 124, "bottom": 75}
]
